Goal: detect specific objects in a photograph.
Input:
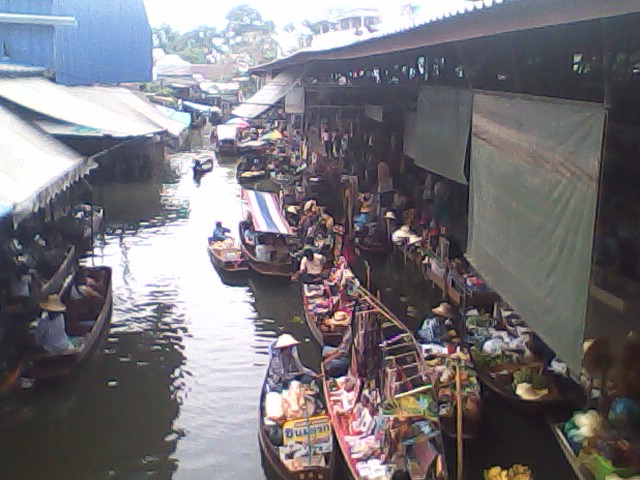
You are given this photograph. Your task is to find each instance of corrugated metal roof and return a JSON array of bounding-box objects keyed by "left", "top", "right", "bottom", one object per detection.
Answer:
[
  {"left": 0, "top": 104, "right": 96, "bottom": 222},
  {"left": 0, "top": 61, "right": 46, "bottom": 77},
  {"left": 252, "top": 0, "right": 640, "bottom": 73},
  {"left": 0, "top": 78, "right": 163, "bottom": 137},
  {"left": 71, "top": 85, "right": 186, "bottom": 137},
  {"left": 232, "top": 69, "right": 301, "bottom": 119}
]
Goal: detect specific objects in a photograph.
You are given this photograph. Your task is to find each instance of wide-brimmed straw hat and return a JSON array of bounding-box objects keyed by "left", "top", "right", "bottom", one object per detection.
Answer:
[
  {"left": 432, "top": 302, "right": 454, "bottom": 318},
  {"left": 408, "top": 234, "right": 422, "bottom": 245},
  {"left": 515, "top": 382, "right": 549, "bottom": 401},
  {"left": 303, "top": 200, "right": 317, "bottom": 213},
  {"left": 39, "top": 294, "right": 67, "bottom": 313},
  {"left": 274, "top": 333, "right": 299, "bottom": 349}
]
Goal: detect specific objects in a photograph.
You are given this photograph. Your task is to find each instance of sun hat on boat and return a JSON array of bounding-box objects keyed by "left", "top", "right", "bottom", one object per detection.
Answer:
[
  {"left": 408, "top": 234, "right": 422, "bottom": 245},
  {"left": 384, "top": 210, "right": 396, "bottom": 220},
  {"left": 432, "top": 302, "right": 454, "bottom": 318},
  {"left": 303, "top": 200, "right": 317, "bottom": 213},
  {"left": 515, "top": 382, "right": 549, "bottom": 401},
  {"left": 274, "top": 333, "right": 299, "bottom": 349},
  {"left": 39, "top": 294, "right": 67, "bottom": 313}
]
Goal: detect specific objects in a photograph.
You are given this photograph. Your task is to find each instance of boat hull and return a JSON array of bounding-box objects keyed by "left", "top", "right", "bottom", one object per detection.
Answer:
[
  {"left": 28, "top": 266, "right": 113, "bottom": 381},
  {"left": 258, "top": 369, "right": 335, "bottom": 480},
  {"left": 475, "top": 364, "right": 568, "bottom": 415}
]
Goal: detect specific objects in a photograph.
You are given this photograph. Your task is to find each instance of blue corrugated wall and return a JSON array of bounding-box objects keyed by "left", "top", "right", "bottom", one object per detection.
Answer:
[
  {"left": 0, "top": 0, "right": 54, "bottom": 68},
  {"left": 53, "top": 0, "right": 152, "bottom": 85}
]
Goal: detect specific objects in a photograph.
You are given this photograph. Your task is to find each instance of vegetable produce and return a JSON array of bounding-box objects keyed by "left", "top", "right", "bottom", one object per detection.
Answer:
[{"left": 483, "top": 464, "right": 532, "bottom": 480}]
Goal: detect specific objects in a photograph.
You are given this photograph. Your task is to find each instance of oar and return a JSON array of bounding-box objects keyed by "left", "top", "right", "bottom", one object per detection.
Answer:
[{"left": 455, "top": 361, "right": 464, "bottom": 480}]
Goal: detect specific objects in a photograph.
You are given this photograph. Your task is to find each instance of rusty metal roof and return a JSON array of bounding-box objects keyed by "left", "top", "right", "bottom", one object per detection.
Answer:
[{"left": 251, "top": 0, "right": 640, "bottom": 73}]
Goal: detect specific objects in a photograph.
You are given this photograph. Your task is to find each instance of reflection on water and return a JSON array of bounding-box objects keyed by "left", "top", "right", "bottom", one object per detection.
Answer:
[{"left": 0, "top": 152, "right": 317, "bottom": 480}]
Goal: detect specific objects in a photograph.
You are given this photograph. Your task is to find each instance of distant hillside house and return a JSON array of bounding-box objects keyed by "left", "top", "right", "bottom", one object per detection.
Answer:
[
  {"left": 305, "top": 8, "right": 382, "bottom": 36},
  {"left": 0, "top": 0, "right": 152, "bottom": 85}
]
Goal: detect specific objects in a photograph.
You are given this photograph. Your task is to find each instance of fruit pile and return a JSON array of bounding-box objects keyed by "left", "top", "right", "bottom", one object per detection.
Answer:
[{"left": 483, "top": 464, "right": 532, "bottom": 480}]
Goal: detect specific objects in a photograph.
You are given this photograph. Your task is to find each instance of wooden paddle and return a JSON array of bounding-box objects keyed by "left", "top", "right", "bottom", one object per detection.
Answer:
[{"left": 455, "top": 362, "right": 464, "bottom": 480}]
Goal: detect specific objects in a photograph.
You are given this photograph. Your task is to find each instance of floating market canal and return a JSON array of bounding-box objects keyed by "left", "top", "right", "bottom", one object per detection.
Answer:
[{"left": 0, "top": 153, "right": 576, "bottom": 480}]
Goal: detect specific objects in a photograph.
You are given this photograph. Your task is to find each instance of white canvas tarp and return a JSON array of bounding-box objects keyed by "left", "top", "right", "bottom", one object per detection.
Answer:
[
  {"left": 285, "top": 86, "right": 305, "bottom": 114},
  {"left": 466, "top": 91, "right": 605, "bottom": 372},
  {"left": 0, "top": 78, "right": 162, "bottom": 137},
  {"left": 232, "top": 69, "right": 301, "bottom": 119},
  {"left": 403, "top": 110, "right": 417, "bottom": 159},
  {"left": 415, "top": 86, "right": 472, "bottom": 184},
  {"left": 0, "top": 105, "right": 96, "bottom": 222},
  {"left": 364, "top": 103, "right": 383, "bottom": 123}
]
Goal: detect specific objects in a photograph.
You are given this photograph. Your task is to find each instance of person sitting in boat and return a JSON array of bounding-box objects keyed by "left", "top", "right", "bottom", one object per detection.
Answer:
[
  {"left": 209, "top": 221, "right": 232, "bottom": 243},
  {"left": 292, "top": 248, "right": 325, "bottom": 284},
  {"left": 266, "top": 334, "right": 317, "bottom": 392},
  {"left": 322, "top": 327, "right": 352, "bottom": 378},
  {"left": 33, "top": 295, "right": 80, "bottom": 353},
  {"left": 417, "top": 302, "right": 455, "bottom": 346},
  {"left": 255, "top": 235, "right": 275, "bottom": 262},
  {"left": 354, "top": 193, "right": 374, "bottom": 230},
  {"left": 242, "top": 223, "right": 257, "bottom": 247}
]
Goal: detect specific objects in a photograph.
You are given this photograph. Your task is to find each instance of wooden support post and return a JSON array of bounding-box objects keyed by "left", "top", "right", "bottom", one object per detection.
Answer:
[{"left": 456, "top": 362, "right": 464, "bottom": 480}]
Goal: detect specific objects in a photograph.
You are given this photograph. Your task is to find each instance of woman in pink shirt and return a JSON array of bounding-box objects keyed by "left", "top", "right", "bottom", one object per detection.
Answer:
[{"left": 321, "top": 127, "right": 332, "bottom": 158}]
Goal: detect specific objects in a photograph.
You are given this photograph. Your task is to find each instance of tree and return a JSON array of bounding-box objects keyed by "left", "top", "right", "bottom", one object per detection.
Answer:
[{"left": 225, "top": 4, "right": 263, "bottom": 26}]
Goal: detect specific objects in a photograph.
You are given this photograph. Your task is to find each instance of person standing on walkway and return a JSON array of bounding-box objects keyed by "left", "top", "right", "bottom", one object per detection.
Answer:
[
  {"left": 377, "top": 159, "right": 394, "bottom": 210},
  {"left": 321, "top": 127, "right": 332, "bottom": 158}
]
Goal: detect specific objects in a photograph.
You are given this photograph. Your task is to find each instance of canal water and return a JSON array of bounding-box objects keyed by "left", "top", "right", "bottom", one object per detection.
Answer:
[
  {"left": 0, "top": 151, "right": 576, "bottom": 479},
  {"left": 0, "top": 153, "right": 316, "bottom": 480}
]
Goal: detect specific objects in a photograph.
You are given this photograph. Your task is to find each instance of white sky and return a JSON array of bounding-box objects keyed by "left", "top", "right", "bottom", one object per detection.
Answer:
[{"left": 143, "top": 0, "right": 477, "bottom": 32}]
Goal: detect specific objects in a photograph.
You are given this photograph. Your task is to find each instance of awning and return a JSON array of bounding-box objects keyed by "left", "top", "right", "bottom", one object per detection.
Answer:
[
  {"left": 243, "top": 189, "right": 292, "bottom": 235},
  {"left": 232, "top": 69, "right": 301, "bottom": 119},
  {"left": 403, "top": 110, "right": 417, "bottom": 159},
  {"left": 364, "top": 103, "right": 384, "bottom": 123},
  {"left": 0, "top": 78, "right": 163, "bottom": 137},
  {"left": 466, "top": 91, "right": 605, "bottom": 372},
  {"left": 156, "top": 106, "right": 192, "bottom": 129},
  {"left": 0, "top": 105, "right": 97, "bottom": 222},
  {"left": 75, "top": 86, "right": 187, "bottom": 137},
  {"left": 414, "top": 86, "right": 472, "bottom": 184}
]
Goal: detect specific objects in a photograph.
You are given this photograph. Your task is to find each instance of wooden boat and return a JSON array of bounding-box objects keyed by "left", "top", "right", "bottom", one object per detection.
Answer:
[
  {"left": 428, "top": 352, "right": 483, "bottom": 441},
  {"left": 26, "top": 266, "right": 113, "bottom": 380},
  {"left": 240, "top": 189, "right": 295, "bottom": 278},
  {"left": 301, "top": 283, "right": 348, "bottom": 347},
  {"left": 207, "top": 239, "right": 249, "bottom": 274},
  {"left": 236, "top": 139, "right": 268, "bottom": 156},
  {"left": 447, "top": 268, "right": 499, "bottom": 308},
  {"left": 258, "top": 352, "right": 335, "bottom": 479},
  {"left": 193, "top": 158, "right": 214, "bottom": 175},
  {"left": 215, "top": 124, "right": 238, "bottom": 156},
  {"left": 236, "top": 156, "right": 268, "bottom": 184},
  {"left": 321, "top": 287, "right": 449, "bottom": 480},
  {"left": 550, "top": 421, "right": 595, "bottom": 480},
  {"left": 41, "top": 245, "right": 77, "bottom": 297},
  {"left": 473, "top": 360, "right": 567, "bottom": 414}
]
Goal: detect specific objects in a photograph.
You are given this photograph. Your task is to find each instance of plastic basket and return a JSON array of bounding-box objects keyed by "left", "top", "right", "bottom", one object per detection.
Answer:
[{"left": 585, "top": 453, "right": 640, "bottom": 480}]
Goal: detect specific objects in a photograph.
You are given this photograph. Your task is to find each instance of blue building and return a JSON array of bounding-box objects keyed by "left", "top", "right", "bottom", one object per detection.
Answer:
[{"left": 0, "top": 0, "right": 152, "bottom": 85}]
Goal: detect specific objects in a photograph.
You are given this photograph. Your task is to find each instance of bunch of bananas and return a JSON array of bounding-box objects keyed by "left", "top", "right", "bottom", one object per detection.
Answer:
[{"left": 483, "top": 464, "right": 532, "bottom": 480}]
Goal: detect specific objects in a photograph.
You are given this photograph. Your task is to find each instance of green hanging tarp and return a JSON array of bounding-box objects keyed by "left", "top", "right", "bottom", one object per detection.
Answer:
[
  {"left": 467, "top": 91, "right": 605, "bottom": 372},
  {"left": 415, "top": 86, "right": 472, "bottom": 184}
]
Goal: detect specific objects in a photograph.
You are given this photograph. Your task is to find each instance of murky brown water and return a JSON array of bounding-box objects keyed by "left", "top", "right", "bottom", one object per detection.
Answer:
[
  {"left": 0, "top": 151, "right": 577, "bottom": 480},
  {"left": 0, "top": 153, "right": 319, "bottom": 480}
]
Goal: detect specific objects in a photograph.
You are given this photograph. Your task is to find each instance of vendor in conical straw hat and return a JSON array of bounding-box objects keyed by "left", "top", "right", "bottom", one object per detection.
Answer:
[
  {"left": 266, "top": 333, "right": 318, "bottom": 392},
  {"left": 417, "top": 302, "right": 457, "bottom": 345},
  {"left": 34, "top": 295, "right": 77, "bottom": 354},
  {"left": 432, "top": 302, "right": 455, "bottom": 319}
]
